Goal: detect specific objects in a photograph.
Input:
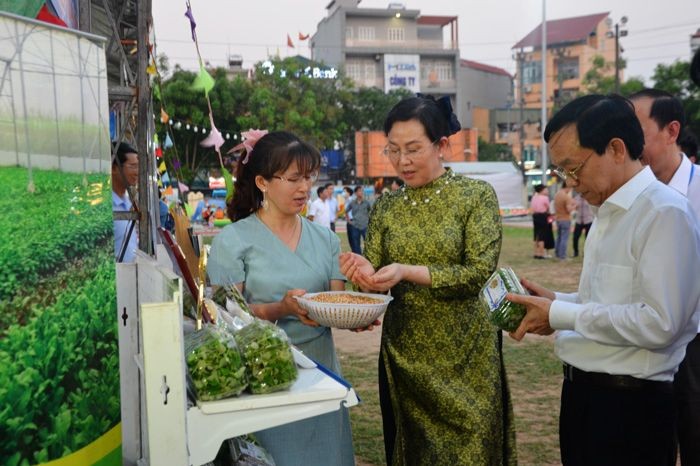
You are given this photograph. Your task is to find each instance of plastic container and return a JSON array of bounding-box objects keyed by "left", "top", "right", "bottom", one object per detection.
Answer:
[{"left": 479, "top": 267, "right": 528, "bottom": 332}]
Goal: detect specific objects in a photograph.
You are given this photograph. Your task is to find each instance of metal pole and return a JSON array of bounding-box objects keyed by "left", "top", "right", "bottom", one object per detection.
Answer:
[
  {"left": 518, "top": 51, "right": 525, "bottom": 164},
  {"left": 614, "top": 23, "right": 620, "bottom": 93},
  {"left": 137, "top": 0, "right": 153, "bottom": 255},
  {"left": 541, "top": 0, "right": 548, "bottom": 185}
]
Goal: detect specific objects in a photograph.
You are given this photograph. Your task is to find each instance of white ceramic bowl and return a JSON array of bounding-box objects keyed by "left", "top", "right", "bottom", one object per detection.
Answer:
[{"left": 295, "top": 291, "right": 393, "bottom": 329}]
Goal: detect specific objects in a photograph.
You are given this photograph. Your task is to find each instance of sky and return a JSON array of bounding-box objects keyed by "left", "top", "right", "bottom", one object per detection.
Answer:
[{"left": 152, "top": 0, "right": 700, "bottom": 83}]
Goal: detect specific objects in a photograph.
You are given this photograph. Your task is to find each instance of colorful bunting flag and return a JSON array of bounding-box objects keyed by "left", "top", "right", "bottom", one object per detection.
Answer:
[
  {"left": 184, "top": 2, "right": 197, "bottom": 42},
  {"left": 160, "top": 108, "right": 170, "bottom": 124},
  {"left": 200, "top": 116, "right": 225, "bottom": 152},
  {"left": 164, "top": 133, "right": 173, "bottom": 149},
  {"left": 287, "top": 34, "right": 294, "bottom": 48},
  {"left": 298, "top": 32, "right": 310, "bottom": 41},
  {"left": 192, "top": 64, "right": 215, "bottom": 96}
]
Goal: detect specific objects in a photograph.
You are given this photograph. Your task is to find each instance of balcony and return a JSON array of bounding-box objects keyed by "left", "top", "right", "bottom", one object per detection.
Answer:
[
  {"left": 420, "top": 78, "right": 456, "bottom": 92},
  {"left": 345, "top": 38, "right": 455, "bottom": 50}
]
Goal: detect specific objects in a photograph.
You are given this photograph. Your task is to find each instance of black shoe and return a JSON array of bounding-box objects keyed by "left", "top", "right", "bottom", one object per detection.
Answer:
[{"left": 533, "top": 255, "right": 545, "bottom": 260}]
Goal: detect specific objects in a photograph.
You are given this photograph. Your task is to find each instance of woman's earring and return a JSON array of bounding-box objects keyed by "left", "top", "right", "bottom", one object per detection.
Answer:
[{"left": 262, "top": 190, "right": 269, "bottom": 211}]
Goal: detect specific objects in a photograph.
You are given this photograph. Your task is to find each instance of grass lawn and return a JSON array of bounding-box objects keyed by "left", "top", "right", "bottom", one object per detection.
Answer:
[{"left": 337, "top": 224, "right": 584, "bottom": 466}]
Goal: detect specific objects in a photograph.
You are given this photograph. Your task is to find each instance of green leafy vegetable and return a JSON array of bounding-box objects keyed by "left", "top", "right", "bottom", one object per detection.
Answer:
[
  {"left": 234, "top": 321, "right": 298, "bottom": 394},
  {"left": 186, "top": 326, "right": 248, "bottom": 401}
]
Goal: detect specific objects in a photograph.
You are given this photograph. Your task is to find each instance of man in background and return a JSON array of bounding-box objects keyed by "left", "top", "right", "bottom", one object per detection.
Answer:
[
  {"left": 325, "top": 183, "right": 338, "bottom": 232},
  {"left": 111, "top": 142, "right": 139, "bottom": 262},
  {"left": 631, "top": 88, "right": 700, "bottom": 466},
  {"left": 553, "top": 180, "right": 576, "bottom": 260},
  {"left": 308, "top": 185, "right": 331, "bottom": 229},
  {"left": 345, "top": 186, "right": 371, "bottom": 254}
]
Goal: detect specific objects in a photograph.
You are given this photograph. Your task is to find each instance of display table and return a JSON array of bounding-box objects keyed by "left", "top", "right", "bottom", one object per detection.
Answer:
[{"left": 117, "top": 251, "right": 358, "bottom": 466}]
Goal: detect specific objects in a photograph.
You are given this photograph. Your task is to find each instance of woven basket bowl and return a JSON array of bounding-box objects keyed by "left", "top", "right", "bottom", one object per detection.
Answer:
[{"left": 295, "top": 291, "right": 393, "bottom": 329}]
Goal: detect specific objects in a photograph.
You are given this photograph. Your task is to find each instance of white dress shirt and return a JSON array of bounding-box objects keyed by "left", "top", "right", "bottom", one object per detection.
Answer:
[
  {"left": 668, "top": 153, "right": 700, "bottom": 332},
  {"left": 308, "top": 197, "right": 331, "bottom": 229},
  {"left": 549, "top": 167, "right": 700, "bottom": 381},
  {"left": 112, "top": 190, "right": 138, "bottom": 262}
]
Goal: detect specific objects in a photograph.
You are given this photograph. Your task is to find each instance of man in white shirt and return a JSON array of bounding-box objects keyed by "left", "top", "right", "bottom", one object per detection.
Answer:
[
  {"left": 307, "top": 185, "right": 331, "bottom": 229},
  {"left": 324, "top": 183, "right": 338, "bottom": 232},
  {"left": 631, "top": 88, "right": 700, "bottom": 466},
  {"left": 507, "top": 95, "right": 700, "bottom": 466},
  {"left": 111, "top": 142, "right": 139, "bottom": 262}
]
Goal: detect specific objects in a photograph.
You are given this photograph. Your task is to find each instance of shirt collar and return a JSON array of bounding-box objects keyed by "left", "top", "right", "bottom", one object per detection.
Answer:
[
  {"left": 603, "top": 165, "right": 657, "bottom": 211},
  {"left": 112, "top": 190, "right": 130, "bottom": 208},
  {"left": 668, "top": 153, "right": 691, "bottom": 196}
]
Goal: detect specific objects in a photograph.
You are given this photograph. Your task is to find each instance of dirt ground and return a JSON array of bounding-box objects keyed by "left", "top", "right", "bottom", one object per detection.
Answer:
[{"left": 333, "top": 327, "right": 381, "bottom": 356}]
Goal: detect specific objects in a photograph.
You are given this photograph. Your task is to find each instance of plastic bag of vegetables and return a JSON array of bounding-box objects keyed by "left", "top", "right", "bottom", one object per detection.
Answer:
[
  {"left": 479, "top": 267, "right": 528, "bottom": 332},
  {"left": 185, "top": 325, "right": 248, "bottom": 401},
  {"left": 234, "top": 320, "right": 298, "bottom": 394}
]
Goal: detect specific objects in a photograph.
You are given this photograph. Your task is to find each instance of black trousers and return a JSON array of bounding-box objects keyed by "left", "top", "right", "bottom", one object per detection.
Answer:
[
  {"left": 674, "top": 335, "right": 700, "bottom": 466},
  {"left": 572, "top": 222, "right": 592, "bottom": 257},
  {"left": 560, "top": 377, "right": 676, "bottom": 466}
]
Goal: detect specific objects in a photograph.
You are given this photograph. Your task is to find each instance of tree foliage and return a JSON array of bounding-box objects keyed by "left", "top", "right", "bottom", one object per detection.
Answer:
[
  {"left": 581, "top": 55, "right": 645, "bottom": 96},
  {"left": 478, "top": 137, "right": 513, "bottom": 162},
  {"left": 156, "top": 56, "right": 414, "bottom": 183}
]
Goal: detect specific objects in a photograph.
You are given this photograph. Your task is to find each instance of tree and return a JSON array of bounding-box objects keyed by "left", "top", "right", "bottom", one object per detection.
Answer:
[
  {"left": 581, "top": 55, "right": 645, "bottom": 96},
  {"left": 478, "top": 137, "right": 513, "bottom": 162}
]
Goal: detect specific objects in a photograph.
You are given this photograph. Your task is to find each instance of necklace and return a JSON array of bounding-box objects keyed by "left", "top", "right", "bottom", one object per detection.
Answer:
[
  {"left": 401, "top": 171, "right": 456, "bottom": 206},
  {"left": 257, "top": 213, "right": 299, "bottom": 248}
]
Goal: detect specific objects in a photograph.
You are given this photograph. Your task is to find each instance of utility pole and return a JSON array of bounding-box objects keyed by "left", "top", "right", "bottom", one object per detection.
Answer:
[
  {"left": 540, "top": 0, "right": 547, "bottom": 185},
  {"left": 607, "top": 16, "right": 628, "bottom": 93},
  {"left": 516, "top": 49, "right": 526, "bottom": 166}
]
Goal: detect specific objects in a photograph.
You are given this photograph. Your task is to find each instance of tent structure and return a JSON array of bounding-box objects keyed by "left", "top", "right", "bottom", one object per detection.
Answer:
[{"left": 0, "top": 11, "right": 110, "bottom": 185}]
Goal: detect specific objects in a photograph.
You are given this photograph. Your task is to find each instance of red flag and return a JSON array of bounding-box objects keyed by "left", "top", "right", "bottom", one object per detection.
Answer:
[
  {"left": 36, "top": 4, "right": 68, "bottom": 27},
  {"left": 298, "top": 32, "right": 310, "bottom": 41},
  {"left": 287, "top": 34, "right": 295, "bottom": 48}
]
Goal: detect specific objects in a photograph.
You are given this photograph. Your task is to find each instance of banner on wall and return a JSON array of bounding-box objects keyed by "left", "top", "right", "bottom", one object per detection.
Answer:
[{"left": 384, "top": 54, "right": 420, "bottom": 93}]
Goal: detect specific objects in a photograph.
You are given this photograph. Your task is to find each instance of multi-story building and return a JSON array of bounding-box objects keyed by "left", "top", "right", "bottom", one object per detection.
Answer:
[
  {"left": 505, "top": 12, "right": 617, "bottom": 165},
  {"left": 512, "top": 12, "right": 617, "bottom": 111},
  {"left": 311, "top": 0, "right": 464, "bottom": 121}
]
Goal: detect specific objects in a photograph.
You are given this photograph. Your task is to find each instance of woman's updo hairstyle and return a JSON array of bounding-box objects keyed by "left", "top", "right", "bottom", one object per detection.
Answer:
[{"left": 383, "top": 94, "right": 461, "bottom": 141}]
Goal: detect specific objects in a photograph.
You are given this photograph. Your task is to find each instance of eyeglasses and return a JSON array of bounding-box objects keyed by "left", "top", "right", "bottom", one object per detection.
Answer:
[
  {"left": 382, "top": 141, "right": 437, "bottom": 162},
  {"left": 553, "top": 150, "right": 595, "bottom": 182},
  {"left": 271, "top": 171, "right": 319, "bottom": 185}
]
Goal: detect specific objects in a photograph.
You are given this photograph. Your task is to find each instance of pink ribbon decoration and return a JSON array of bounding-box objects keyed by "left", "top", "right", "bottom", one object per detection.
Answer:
[
  {"left": 228, "top": 129, "right": 269, "bottom": 164},
  {"left": 200, "top": 116, "right": 225, "bottom": 152}
]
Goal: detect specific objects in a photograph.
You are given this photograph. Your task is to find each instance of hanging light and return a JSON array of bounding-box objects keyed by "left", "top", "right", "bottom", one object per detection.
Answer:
[{"left": 186, "top": 124, "right": 191, "bottom": 130}]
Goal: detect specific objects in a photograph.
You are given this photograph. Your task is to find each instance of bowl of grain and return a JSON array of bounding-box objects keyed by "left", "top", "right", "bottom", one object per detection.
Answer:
[{"left": 294, "top": 291, "right": 393, "bottom": 329}]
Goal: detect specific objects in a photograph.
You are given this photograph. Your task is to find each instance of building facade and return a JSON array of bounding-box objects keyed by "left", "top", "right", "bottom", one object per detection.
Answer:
[{"left": 311, "top": 0, "right": 464, "bottom": 122}]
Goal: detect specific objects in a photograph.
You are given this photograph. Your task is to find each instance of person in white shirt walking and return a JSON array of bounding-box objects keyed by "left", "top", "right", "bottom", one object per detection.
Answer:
[
  {"left": 507, "top": 94, "right": 700, "bottom": 466},
  {"left": 631, "top": 88, "right": 700, "bottom": 466},
  {"left": 307, "top": 185, "right": 331, "bottom": 229}
]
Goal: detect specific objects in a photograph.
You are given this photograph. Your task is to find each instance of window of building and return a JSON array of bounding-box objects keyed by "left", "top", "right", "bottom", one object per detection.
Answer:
[
  {"left": 364, "top": 62, "right": 376, "bottom": 80},
  {"left": 346, "top": 27, "right": 353, "bottom": 40},
  {"left": 387, "top": 27, "right": 405, "bottom": 42},
  {"left": 358, "top": 26, "right": 375, "bottom": 41},
  {"left": 557, "top": 57, "right": 579, "bottom": 80},
  {"left": 522, "top": 61, "right": 541, "bottom": 85},
  {"left": 435, "top": 61, "right": 453, "bottom": 80},
  {"left": 346, "top": 61, "right": 362, "bottom": 81}
]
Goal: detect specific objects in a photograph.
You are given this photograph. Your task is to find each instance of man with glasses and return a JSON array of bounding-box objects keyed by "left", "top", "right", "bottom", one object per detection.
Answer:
[
  {"left": 507, "top": 94, "right": 700, "bottom": 466},
  {"left": 631, "top": 88, "right": 700, "bottom": 466}
]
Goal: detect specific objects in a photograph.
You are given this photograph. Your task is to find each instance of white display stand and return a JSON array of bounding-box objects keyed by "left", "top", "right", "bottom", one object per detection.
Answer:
[{"left": 117, "top": 249, "right": 359, "bottom": 465}]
